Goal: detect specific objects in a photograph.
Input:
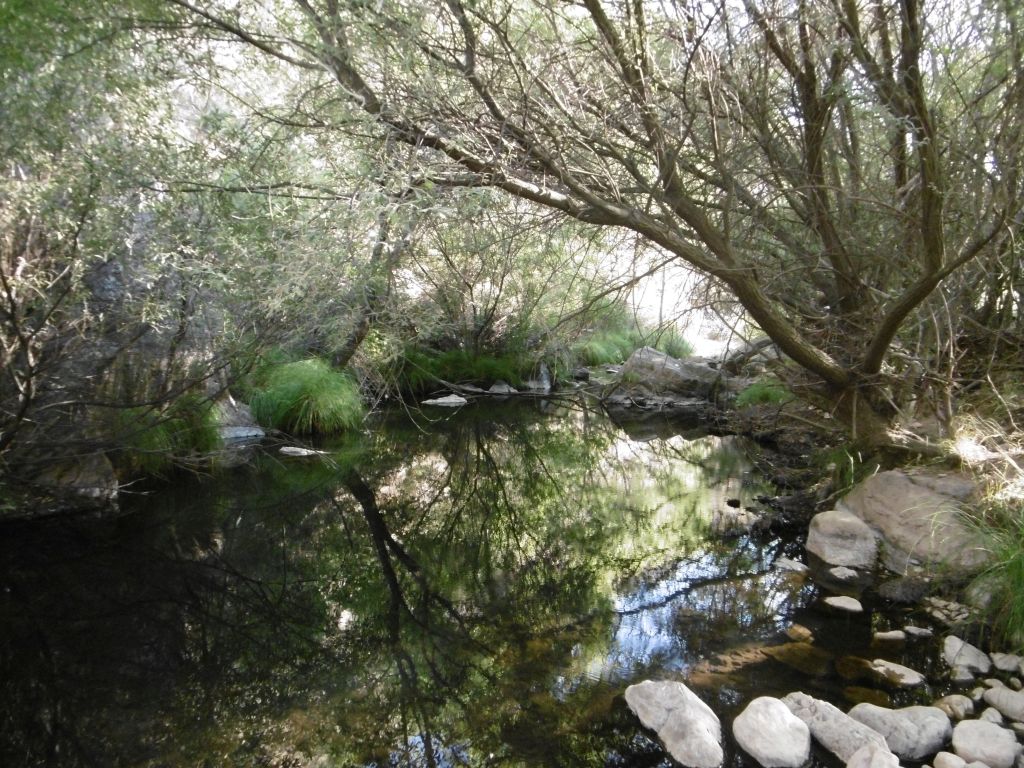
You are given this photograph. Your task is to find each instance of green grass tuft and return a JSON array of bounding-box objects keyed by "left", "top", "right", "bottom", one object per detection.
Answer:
[
  {"left": 735, "top": 378, "right": 794, "bottom": 407},
  {"left": 115, "top": 393, "right": 221, "bottom": 475},
  {"left": 249, "top": 358, "right": 365, "bottom": 435},
  {"left": 968, "top": 497, "right": 1024, "bottom": 649}
]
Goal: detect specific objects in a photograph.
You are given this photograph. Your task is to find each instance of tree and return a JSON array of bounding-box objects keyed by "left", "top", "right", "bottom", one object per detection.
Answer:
[{"left": 163, "top": 0, "right": 1024, "bottom": 449}]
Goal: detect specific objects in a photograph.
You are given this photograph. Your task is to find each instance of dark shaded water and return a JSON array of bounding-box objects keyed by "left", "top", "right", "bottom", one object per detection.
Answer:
[{"left": 1, "top": 399, "right": 952, "bottom": 767}]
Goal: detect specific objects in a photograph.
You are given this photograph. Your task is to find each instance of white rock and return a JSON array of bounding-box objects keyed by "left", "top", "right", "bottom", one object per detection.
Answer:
[
  {"left": 945, "top": 636, "right": 993, "bottom": 675},
  {"left": 775, "top": 557, "right": 809, "bottom": 574},
  {"left": 848, "top": 704, "right": 952, "bottom": 761},
  {"left": 870, "top": 659, "right": 926, "bottom": 687},
  {"left": 874, "top": 630, "right": 907, "bottom": 643},
  {"left": 952, "top": 719, "right": 1022, "bottom": 768},
  {"left": 905, "top": 625, "right": 935, "bottom": 638},
  {"left": 421, "top": 394, "right": 469, "bottom": 407},
  {"left": 806, "top": 510, "right": 879, "bottom": 568},
  {"left": 846, "top": 743, "right": 899, "bottom": 768},
  {"left": 986, "top": 678, "right": 1007, "bottom": 689},
  {"left": 825, "top": 596, "right": 864, "bottom": 613},
  {"left": 984, "top": 687, "right": 1024, "bottom": 722},
  {"left": 950, "top": 666, "right": 976, "bottom": 684},
  {"left": 279, "top": 446, "right": 326, "bottom": 457},
  {"left": 992, "top": 653, "right": 1023, "bottom": 673},
  {"left": 625, "top": 680, "right": 723, "bottom": 768},
  {"left": 830, "top": 566, "right": 860, "bottom": 581},
  {"left": 934, "top": 751, "right": 967, "bottom": 768},
  {"left": 982, "top": 707, "right": 1005, "bottom": 724},
  {"left": 487, "top": 381, "right": 518, "bottom": 394},
  {"left": 970, "top": 687, "right": 988, "bottom": 704},
  {"left": 733, "top": 696, "right": 810, "bottom": 768},
  {"left": 782, "top": 691, "right": 888, "bottom": 762},
  {"left": 934, "top": 695, "right": 975, "bottom": 720}
]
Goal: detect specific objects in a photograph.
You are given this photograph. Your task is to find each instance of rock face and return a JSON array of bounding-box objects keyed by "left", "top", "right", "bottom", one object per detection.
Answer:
[
  {"left": 782, "top": 691, "right": 888, "bottom": 762},
  {"left": 984, "top": 687, "right": 1024, "bottom": 722},
  {"left": 619, "top": 347, "right": 724, "bottom": 398},
  {"left": 732, "top": 697, "right": 810, "bottom": 768},
  {"left": 624, "top": 680, "right": 723, "bottom": 768},
  {"left": 806, "top": 510, "right": 878, "bottom": 568},
  {"left": 848, "top": 703, "right": 952, "bottom": 760},
  {"left": 838, "top": 469, "right": 987, "bottom": 574},
  {"left": 945, "top": 636, "right": 993, "bottom": 675},
  {"left": 952, "top": 719, "right": 1021, "bottom": 768}
]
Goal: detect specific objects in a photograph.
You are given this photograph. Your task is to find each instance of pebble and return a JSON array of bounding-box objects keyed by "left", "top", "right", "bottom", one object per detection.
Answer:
[
  {"left": 986, "top": 678, "right": 1007, "bottom": 689},
  {"left": 1012, "top": 678, "right": 1023, "bottom": 691},
  {"left": 905, "top": 625, "right": 935, "bottom": 638},
  {"left": 926, "top": 597, "right": 973, "bottom": 625},
  {"left": 873, "top": 630, "right": 907, "bottom": 643},
  {"left": 970, "top": 687, "right": 988, "bottom": 704},
  {"left": 934, "top": 695, "right": 975, "bottom": 720},
  {"left": 934, "top": 751, "right": 967, "bottom": 768},
  {"left": 870, "top": 659, "right": 926, "bottom": 688},
  {"left": 951, "top": 666, "right": 977, "bottom": 684},
  {"left": 981, "top": 706, "right": 1005, "bottom": 724},
  {"left": 945, "top": 636, "right": 993, "bottom": 675},
  {"left": 825, "top": 595, "right": 864, "bottom": 613}
]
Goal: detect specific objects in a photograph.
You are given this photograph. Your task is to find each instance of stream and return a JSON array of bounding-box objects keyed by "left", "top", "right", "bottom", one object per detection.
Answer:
[{"left": 1, "top": 398, "right": 954, "bottom": 767}]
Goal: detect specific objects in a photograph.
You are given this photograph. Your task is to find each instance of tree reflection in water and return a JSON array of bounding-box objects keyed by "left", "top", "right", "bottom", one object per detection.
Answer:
[{"left": 1, "top": 399, "right": 811, "bottom": 767}]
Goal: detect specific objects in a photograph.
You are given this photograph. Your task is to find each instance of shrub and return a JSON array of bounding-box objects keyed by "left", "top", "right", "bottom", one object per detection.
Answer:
[
  {"left": 735, "top": 378, "right": 794, "bottom": 407},
  {"left": 250, "top": 358, "right": 365, "bottom": 435},
  {"left": 398, "top": 348, "right": 531, "bottom": 394}
]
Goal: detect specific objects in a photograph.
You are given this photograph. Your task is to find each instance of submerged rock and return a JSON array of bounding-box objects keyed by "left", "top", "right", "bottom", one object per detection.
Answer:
[
  {"left": 733, "top": 696, "right": 810, "bottom": 768},
  {"left": 848, "top": 703, "right": 952, "bottom": 760},
  {"left": 782, "top": 691, "right": 888, "bottom": 763},
  {"left": 951, "top": 719, "right": 1021, "bottom": 768},
  {"left": 624, "top": 680, "right": 723, "bottom": 768},
  {"left": 806, "top": 510, "right": 878, "bottom": 568},
  {"left": 763, "top": 643, "right": 833, "bottom": 677},
  {"left": 421, "top": 393, "right": 469, "bottom": 407}
]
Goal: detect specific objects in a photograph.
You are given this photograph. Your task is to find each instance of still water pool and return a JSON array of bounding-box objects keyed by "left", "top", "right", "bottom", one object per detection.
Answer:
[{"left": 1, "top": 398, "right": 951, "bottom": 767}]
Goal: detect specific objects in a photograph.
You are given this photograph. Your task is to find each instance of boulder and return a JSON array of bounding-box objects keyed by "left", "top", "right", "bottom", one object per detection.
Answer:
[
  {"left": 983, "top": 687, "right": 1024, "bottom": 722},
  {"left": 806, "top": 510, "right": 878, "bottom": 568},
  {"left": 782, "top": 691, "right": 888, "bottom": 763},
  {"left": 952, "top": 720, "right": 1021, "bottom": 768},
  {"left": 487, "top": 381, "right": 518, "bottom": 395},
  {"left": 32, "top": 452, "right": 119, "bottom": 508},
  {"left": 982, "top": 707, "right": 1005, "bottom": 724},
  {"left": 848, "top": 703, "right": 952, "bottom": 760},
  {"left": 905, "top": 625, "right": 935, "bottom": 638},
  {"left": 838, "top": 469, "right": 987, "bottom": 574},
  {"left": 945, "top": 637, "right": 992, "bottom": 675},
  {"left": 733, "top": 696, "right": 811, "bottom": 768},
  {"left": 624, "top": 680, "right": 722, "bottom": 768},
  {"left": 619, "top": 347, "right": 724, "bottom": 398},
  {"left": 846, "top": 743, "right": 899, "bottom": 768}
]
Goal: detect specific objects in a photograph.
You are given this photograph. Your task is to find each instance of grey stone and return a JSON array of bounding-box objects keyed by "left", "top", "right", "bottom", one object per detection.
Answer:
[
  {"left": 487, "top": 381, "right": 518, "bottom": 395},
  {"left": 625, "top": 680, "right": 723, "bottom": 768},
  {"left": 848, "top": 703, "right": 952, "bottom": 760},
  {"left": 946, "top": 637, "right": 993, "bottom": 675},
  {"left": 807, "top": 510, "right": 879, "bottom": 568},
  {"left": 986, "top": 678, "right": 1007, "bottom": 689},
  {"left": 934, "top": 751, "right": 967, "bottom": 768},
  {"left": 838, "top": 469, "right": 987, "bottom": 574},
  {"left": 1011, "top": 678, "right": 1023, "bottom": 691},
  {"left": 870, "top": 659, "right": 926, "bottom": 687},
  {"left": 952, "top": 720, "right": 1021, "bottom": 768},
  {"left": 970, "top": 687, "right": 988, "bottom": 704},
  {"left": 825, "top": 596, "right": 864, "bottom": 613},
  {"left": 279, "top": 446, "right": 326, "bottom": 457},
  {"left": 950, "top": 666, "right": 976, "bottom": 684},
  {"left": 733, "top": 696, "right": 810, "bottom": 768},
  {"left": 934, "top": 695, "right": 975, "bottom": 720},
  {"left": 846, "top": 743, "right": 899, "bottom": 768},
  {"left": 983, "top": 687, "right": 1024, "bottom": 722},
  {"left": 782, "top": 691, "right": 888, "bottom": 762},
  {"left": 905, "top": 625, "right": 935, "bottom": 638},
  {"left": 992, "top": 653, "right": 1024, "bottom": 673}
]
